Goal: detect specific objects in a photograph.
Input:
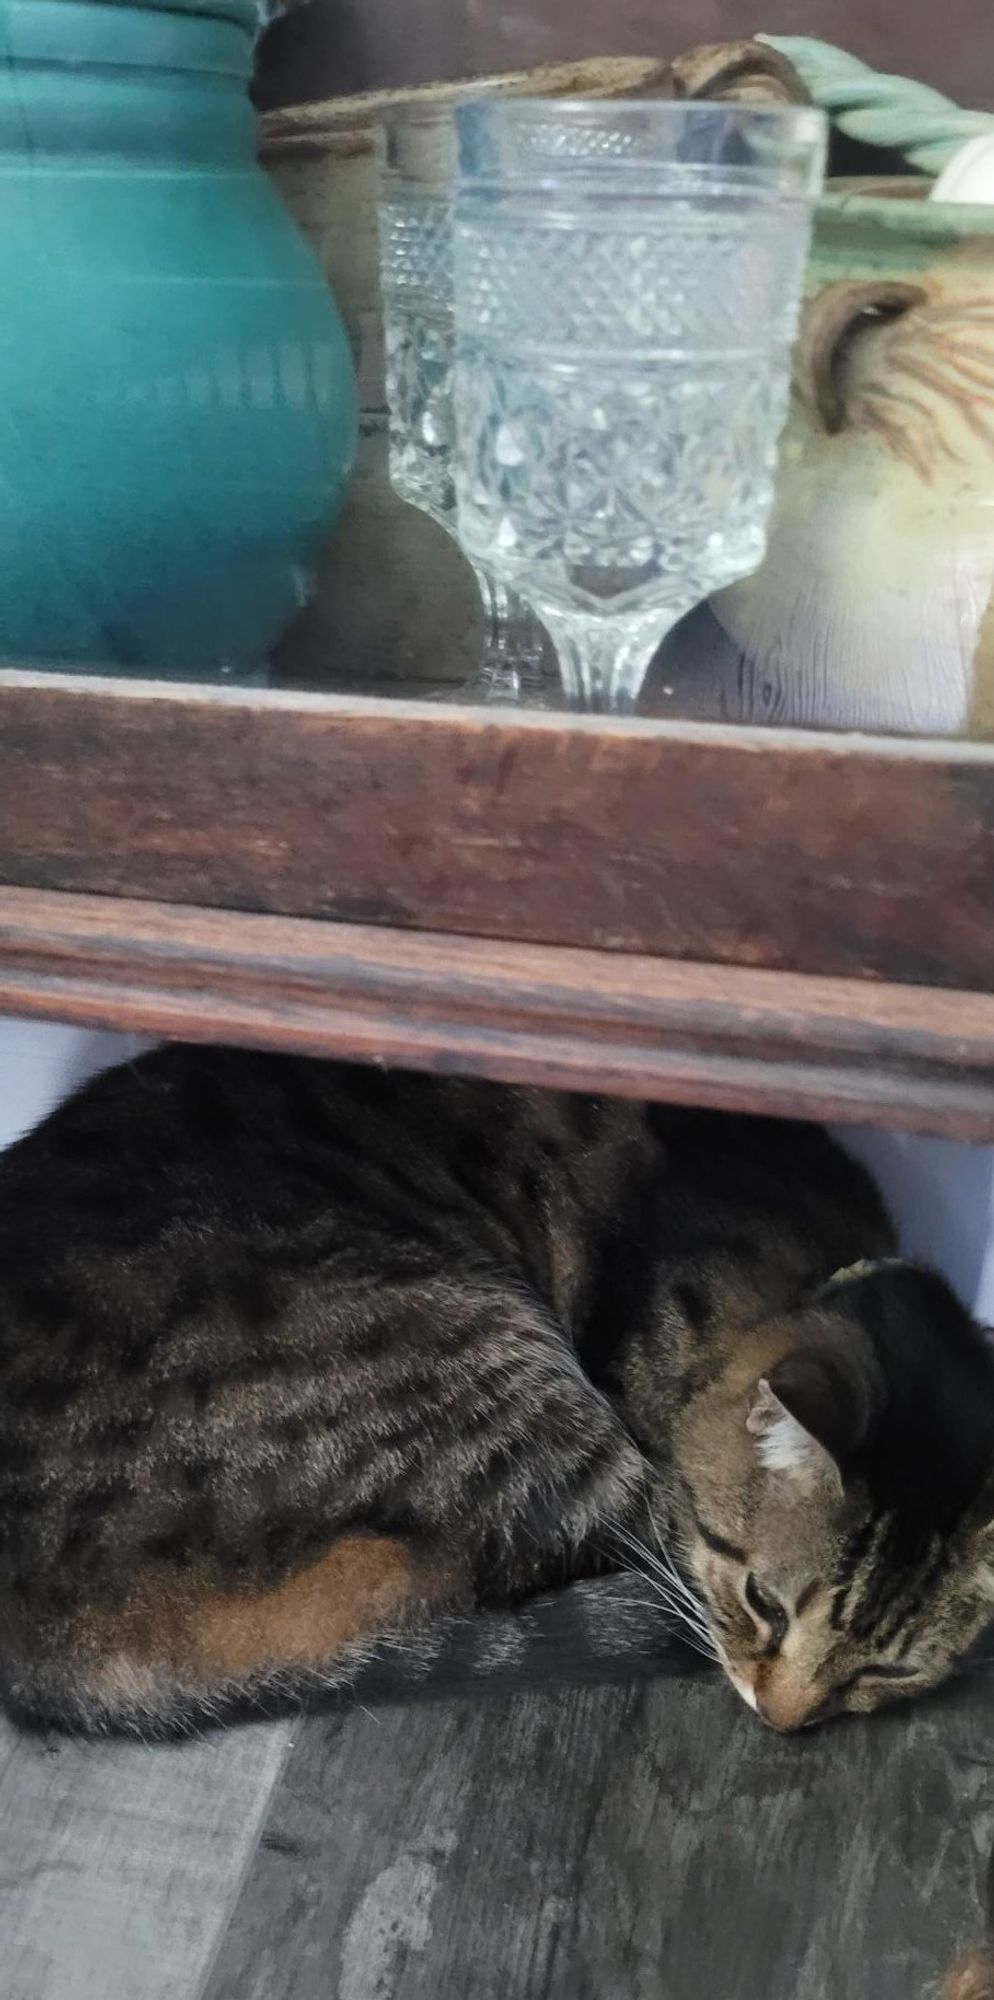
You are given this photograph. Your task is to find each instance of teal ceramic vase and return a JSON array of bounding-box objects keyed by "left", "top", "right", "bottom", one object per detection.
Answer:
[{"left": 0, "top": 0, "right": 358, "bottom": 680}]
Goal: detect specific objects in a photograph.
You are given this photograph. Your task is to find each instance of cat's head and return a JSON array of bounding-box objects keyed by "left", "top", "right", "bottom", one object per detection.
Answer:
[{"left": 673, "top": 1262, "right": 994, "bottom": 1729}]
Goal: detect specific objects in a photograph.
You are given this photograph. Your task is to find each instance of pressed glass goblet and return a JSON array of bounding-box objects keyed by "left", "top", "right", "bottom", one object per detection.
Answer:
[
  {"left": 452, "top": 99, "right": 827, "bottom": 713},
  {"left": 377, "top": 106, "right": 548, "bottom": 705}
]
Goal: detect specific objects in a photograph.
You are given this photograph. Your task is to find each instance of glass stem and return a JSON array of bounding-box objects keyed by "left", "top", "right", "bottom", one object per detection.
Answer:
[
  {"left": 474, "top": 563, "right": 512, "bottom": 661},
  {"left": 470, "top": 562, "right": 547, "bottom": 703},
  {"left": 539, "top": 609, "right": 683, "bottom": 715}
]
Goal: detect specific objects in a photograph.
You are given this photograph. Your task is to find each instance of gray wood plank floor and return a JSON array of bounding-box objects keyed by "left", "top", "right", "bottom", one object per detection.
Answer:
[
  {"left": 0, "top": 1712, "right": 293, "bottom": 2000},
  {"left": 2, "top": 1672, "right": 993, "bottom": 2000}
]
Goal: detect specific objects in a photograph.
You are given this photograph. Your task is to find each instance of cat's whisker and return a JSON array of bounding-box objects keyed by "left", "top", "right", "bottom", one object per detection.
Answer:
[
  {"left": 657, "top": 1561, "right": 706, "bottom": 1620},
  {"left": 637, "top": 1572, "right": 710, "bottom": 1624},
  {"left": 597, "top": 1554, "right": 715, "bottom": 1651},
  {"left": 639, "top": 1497, "right": 709, "bottom": 1625},
  {"left": 644, "top": 1495, "right": 676, "bottom": 1564},
  {"left": 653, "top": 1608, "right": 717, "bottom": 1656},
  {"left": 608, "top": 1526, "right": 712, "bottom": 1639},
  {"left": 652, "top": 1537, "right": 706, "bottom": 1610},
  {"left": 609, "top": 1551, "right": 718, "bottom": 1654},
  {"left": 609, "top": 1524, "right": 676, "bottom": 1577},
  {"left": 608, "top": 1568, "right": 708, "bottom": 1632},
  {"left": 613, "top": 1523, "right": 688, "bottom": 1585},
  {"left": 601, "top": 1599, "right": 718, "bottom": 1662},
  {"left": 652, "top": 1608, "right": 712, "bottom": 1656}
]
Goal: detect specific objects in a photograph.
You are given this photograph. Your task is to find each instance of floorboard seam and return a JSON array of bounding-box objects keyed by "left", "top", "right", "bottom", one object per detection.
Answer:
[{"left": 191, "top": 1721, "right": 297, "bottom": 2000}]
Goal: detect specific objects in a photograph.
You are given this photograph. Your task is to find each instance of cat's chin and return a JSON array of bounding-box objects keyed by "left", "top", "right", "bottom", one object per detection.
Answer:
[
  {"left": 728, "top": 1672, "right": 760, "bottom": 1714},
  {"left": 716, "top": 1650, "right": 760, "bottom": 1715}
]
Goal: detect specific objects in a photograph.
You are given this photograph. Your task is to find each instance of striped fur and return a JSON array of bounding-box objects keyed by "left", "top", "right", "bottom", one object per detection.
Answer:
[{"left": 0, "top": 1046, "right": 991, "bottom": 1735}]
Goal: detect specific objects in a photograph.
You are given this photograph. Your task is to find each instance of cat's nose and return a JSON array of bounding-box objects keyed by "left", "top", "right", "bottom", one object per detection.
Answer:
[
  {"left": 753, "top": 1676, "right": 838, "bottom": 1733},
  {"left": 754, "top": 1691, "right": 802, "bottom": 1732},
  {"left": 725, "top": 1664, "right": 835, "bottom": 1732}
]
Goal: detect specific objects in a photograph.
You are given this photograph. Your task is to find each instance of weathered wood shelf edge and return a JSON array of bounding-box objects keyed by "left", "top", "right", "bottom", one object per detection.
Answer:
[
  {"left": 1, "top": 672, "right": 992, "bottom": 989},
  {"left": 1, "top": 887, "right": 993, "bottom": 1140}
]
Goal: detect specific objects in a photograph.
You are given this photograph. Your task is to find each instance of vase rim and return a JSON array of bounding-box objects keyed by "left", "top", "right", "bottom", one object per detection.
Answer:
[
  {"left": 77, "top": 0, "right": 258, "bottom": 14},
  {"left": 0, "top": 0, "right": 260, "bottom": 77},
  {"left": 5, "top": 0, "right": 260, "bottom": 27},
  {"left": 119, "top": 0, "right": 259, "bottom": 20},
  {"left": 820, "top": 182, "right": 994, "bottom": 241}
]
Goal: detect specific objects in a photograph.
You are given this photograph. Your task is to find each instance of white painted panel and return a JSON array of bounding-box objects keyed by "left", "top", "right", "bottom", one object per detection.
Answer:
[
  {"left": 833, "top": 1125, "right": 994, "bottom": 1319},
  {"left": 0, "top": 1016, "right": 155, "bottom": 1153}
]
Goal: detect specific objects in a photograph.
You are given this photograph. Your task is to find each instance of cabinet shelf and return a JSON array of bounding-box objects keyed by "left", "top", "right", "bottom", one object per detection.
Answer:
[
  {"left": 0, "top": 668, "right": 991, "bottom": 1137},
  {"left": 1, "top": 884, "right": 993, "bottom": 1137}
]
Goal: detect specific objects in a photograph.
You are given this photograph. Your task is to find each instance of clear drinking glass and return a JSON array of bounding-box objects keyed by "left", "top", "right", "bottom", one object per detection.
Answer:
[
  {"left": 452, "top": 99, "right": 827, "bottom": 713},
  {"left": 377, "top": 106, "right": 549, "bottom": 705}
]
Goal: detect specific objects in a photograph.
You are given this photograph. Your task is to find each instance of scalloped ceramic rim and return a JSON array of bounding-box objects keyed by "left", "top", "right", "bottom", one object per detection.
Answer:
[
  {"left": 819, "top": 185, "right": 994, "bottom": 241},
  {"left": 260, "top": 60, "right": 673, "bottom": 156}
]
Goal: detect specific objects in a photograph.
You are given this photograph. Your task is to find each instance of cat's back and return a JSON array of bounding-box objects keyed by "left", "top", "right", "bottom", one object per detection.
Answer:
[
  {"left": 0, "top": 1048, "right": 885, "bottom": 1287},
  {"left": 0, "top": 1044, "right": 644, "bottom": 1280},
  {"left": 0, "top": 1048, "right": 648, "bottom": 1655}
]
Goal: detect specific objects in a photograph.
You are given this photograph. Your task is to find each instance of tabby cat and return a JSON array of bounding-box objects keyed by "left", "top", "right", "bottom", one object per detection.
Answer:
[{"left": 1, "top": 1044, "right": 993, "bottom": 1737}]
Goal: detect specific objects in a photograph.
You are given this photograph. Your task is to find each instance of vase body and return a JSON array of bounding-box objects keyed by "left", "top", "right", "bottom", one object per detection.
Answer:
[
  {"left": 708, "top": 185, "right": 994, "bottom": 737},
  {"left": 0, "top": 0, "right": 357, "bottom": 679}
]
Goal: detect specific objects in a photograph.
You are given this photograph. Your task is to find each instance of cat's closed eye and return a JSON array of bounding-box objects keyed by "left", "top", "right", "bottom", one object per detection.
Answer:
[{"left": 744, "top": 1573, "right": 788, "bottom": 1647}]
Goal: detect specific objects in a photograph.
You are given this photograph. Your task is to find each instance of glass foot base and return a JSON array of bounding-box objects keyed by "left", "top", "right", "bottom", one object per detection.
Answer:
[{"left": 457, "top": 652, "right": 561, "bottom": 709}]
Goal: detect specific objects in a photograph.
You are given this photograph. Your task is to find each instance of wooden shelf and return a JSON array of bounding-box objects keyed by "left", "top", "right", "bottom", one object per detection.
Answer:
[
  {"left": 1, "top": 887, "right": 993, "bottom": 1140},
  {"left": 1, "top": 668, "right": 992, "bottom": 1137},
  {"left": 1, "top": 671, "right": 993, "bottom": 983}
]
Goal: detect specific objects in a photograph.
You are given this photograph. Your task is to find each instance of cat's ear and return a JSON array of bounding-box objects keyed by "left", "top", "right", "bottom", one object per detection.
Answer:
[
  {"left": 747, "top": 1347, "right": 875, "bottom": 1490},
  {"left": 966, "top": 1467, "right": 994, "bottom": 1540},
  {"left": 964, "top": 1484, "right": 994, "bottom": 1604}
]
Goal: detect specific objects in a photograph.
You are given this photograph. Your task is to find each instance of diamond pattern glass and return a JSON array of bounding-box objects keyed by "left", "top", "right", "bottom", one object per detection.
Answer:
[
  {"left": 377, "top": 112, "right": 549, "bottom": 705},
  {"left": 452, "top": 100, "right": 827, "bottom": 712},
  {"left": 380, "top": 197, "right": 456, "bottom": 526}
]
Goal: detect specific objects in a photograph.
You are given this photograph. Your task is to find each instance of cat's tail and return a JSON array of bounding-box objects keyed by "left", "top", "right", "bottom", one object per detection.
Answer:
[
  {"left": 345, "top": 1572, "right": 707, "bottom": 1709},
  {"left": 1, "top": 1567, "right": 704, "bottom": 1740}
]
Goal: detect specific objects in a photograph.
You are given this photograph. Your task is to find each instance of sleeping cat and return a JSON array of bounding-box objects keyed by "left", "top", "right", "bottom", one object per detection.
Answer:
[{"left": 1, "top": 1043, "right": 993, "bottom": 1737}]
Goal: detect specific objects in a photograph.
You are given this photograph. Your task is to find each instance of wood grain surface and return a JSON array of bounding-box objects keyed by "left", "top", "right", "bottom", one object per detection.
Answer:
[
  {"left": 1, "top": 677, "right": 993, "bottom": 989},
  {"left": 1, "top": 888, "right": 993, "bottom": 1136},
  {"left": 0, "top": 1710, "right": 292, "bottom": 2000},
  {"left": 201, "top": 1674, "right": 994, "bottom": 2000},
  {"left": 2, "top": 1672, "right": 991, "bottom": 2000}
]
